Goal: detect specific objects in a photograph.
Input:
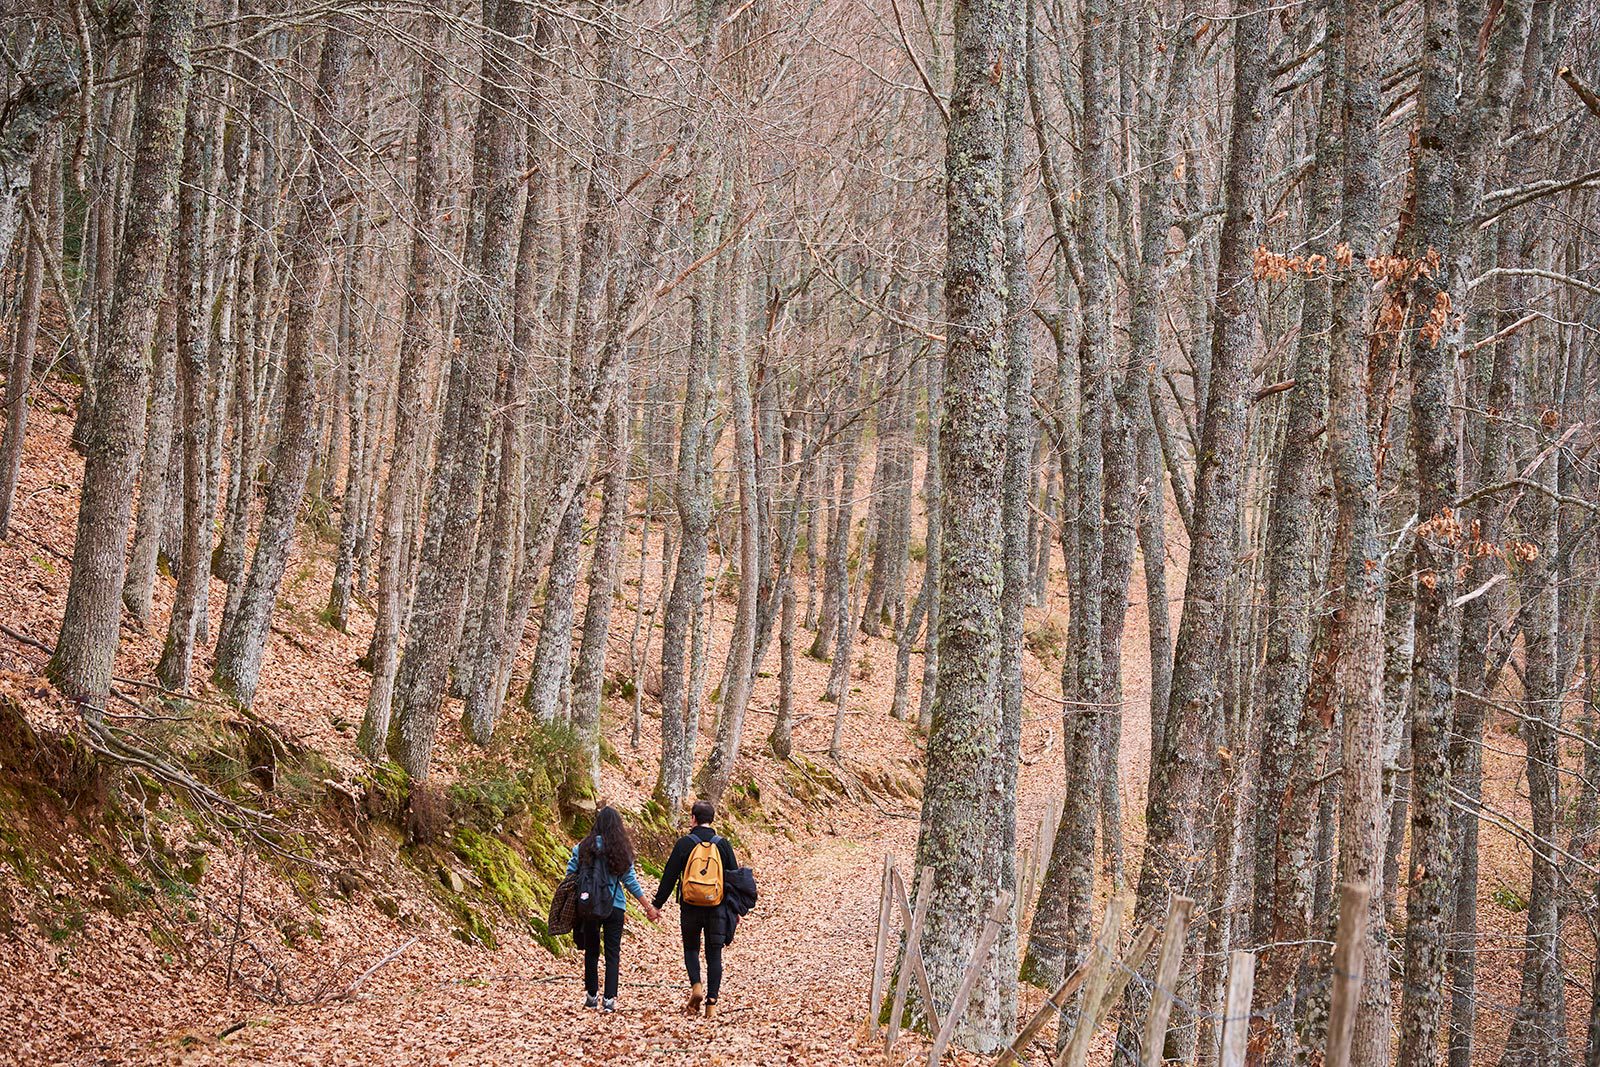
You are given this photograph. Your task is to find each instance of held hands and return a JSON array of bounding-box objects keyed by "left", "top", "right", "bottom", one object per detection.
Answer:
[{"left": 641, "top": 900, "right": 662, "bottom": 923}]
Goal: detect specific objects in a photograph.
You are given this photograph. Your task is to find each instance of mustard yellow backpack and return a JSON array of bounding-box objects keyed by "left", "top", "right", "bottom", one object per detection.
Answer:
[{"left": 681, "top": 837, "right": 725, "bottom": 907}]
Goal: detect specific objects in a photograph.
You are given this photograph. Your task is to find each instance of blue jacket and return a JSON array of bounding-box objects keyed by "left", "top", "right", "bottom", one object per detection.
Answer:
[{"left": 567, "top": 836, "right": 646, "bottom": 913}]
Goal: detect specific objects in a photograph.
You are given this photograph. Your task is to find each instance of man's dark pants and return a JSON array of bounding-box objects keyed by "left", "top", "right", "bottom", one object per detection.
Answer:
[{"left": 680, "top": 903, "right": 724, "bottom": 999}]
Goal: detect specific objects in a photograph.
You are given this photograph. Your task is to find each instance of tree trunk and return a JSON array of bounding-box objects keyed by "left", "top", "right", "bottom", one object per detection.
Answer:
[
  {"left": 769, "top": 571, "right": 797, "bottom": 759},
  {"left": 211, "top": 15, "right": 355, "bottom": 709},
  {"left": 1500, "top": 417, "right": 1568, "bottom": 1067},
  {"left": 701, "top": 213, "right": 758, "bottom": 801},
  {"left": 992, "top": 1, "right": 1031, "bottom": 1028},
  {"left": 0, "top": 21, "right": 78, "bottom": 261},
  {"left": 571, "top": 404, "right": 629, "bottom": 795},
  {"left": 524, "top": 490, "right": 588, "bottom": 721},
  {"left": 911, "top": 0, "right": 1010, "bottom": 1044},
  {"left": 1392, "top": 0, "right": 1466, "bottom": 1055},
  {"left": 48, "top": 0, "right": 198, "bottom": 718},
  {"left": 917, "top": 352, "right": 944, "bottom": 733},
  {"left": 388, "top": 0, "right": 533, "bottom": 778},
  {"left": 0, "top": 132, "right": 54, "bottom": 538},
  {"left": 123, "top": 269, "right": 179, "bottom": 624},
  {"left": 813, "top": 427, "right": 859, "bottom": 664},
  {"left": 156, "top": 83, "right": 219, "bottom": 691},
  {"left": 822, "top": 370, "right": 862, "bottom": 704},
  {"left": 359, "top": 11, "right": 445, "bottom": 760},
  {"left": 1326, "top": 0, "right": 1390, "bottom": 1055},
  {"left": 327, "top": 211, "right": 369, "bottom": 633},
  {"left": 1121, "top": 0, "right": 1270, "bottom": 1056}
]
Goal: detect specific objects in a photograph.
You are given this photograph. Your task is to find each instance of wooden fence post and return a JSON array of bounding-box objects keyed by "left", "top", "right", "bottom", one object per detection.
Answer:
[
  {"left": 888, "top": 867, "right": 944, "bottom": 1044},
  {"left": 928, "top": 889, "right": 1013, "bottom": 1067},
  {"left": 1137, "top": 895, "right": 1195, "bottom": 1067},
  {"left": 868, "top": 853, "right": 895, "bottom": 1039},
  {"left": 996, "top": 950, "right": 1096, "bottom": 1067},
  {"left": 1324, "top": 883, "right": 1369, "bottom": 1067},
  {"left": 1217, "top": 949, "right": 1256, "bottom": 1067},
  {"left": 998, "top": 918, "right": 1156, "bottom": 1067},
  {"left": 1057, "top": 895, "right": 1128, "bottom": 1067},
  {"left": 886, "top": 867, "right": 936, "bottom": 1062},
  {"left": 1032, "top": 807, "right": 1052, "bottom": 890},
  {"left": 1018, "top": 844, "right": 1035, "bottom": 923},
  {"left": 1087, "top": 922, "right": 1158, "bottom": 1033}
]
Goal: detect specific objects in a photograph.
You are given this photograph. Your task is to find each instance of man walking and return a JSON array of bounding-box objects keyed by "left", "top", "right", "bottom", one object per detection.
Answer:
[{"left": 653, "top": 798, "right": 739, "bottom": 1017}]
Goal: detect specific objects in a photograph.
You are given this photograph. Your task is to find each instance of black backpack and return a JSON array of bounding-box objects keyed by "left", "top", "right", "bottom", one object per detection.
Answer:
[{"left": 576, "top": 846, "right": 614, "bottom": 921}]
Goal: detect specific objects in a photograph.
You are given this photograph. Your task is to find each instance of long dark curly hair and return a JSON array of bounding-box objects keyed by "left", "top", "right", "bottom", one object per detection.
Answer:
[{"left": 579, "top": 805, "right": 635, "bottom": 877}]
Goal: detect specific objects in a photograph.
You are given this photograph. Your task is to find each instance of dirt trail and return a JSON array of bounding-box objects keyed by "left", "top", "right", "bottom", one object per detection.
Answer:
[
  {"left": 0, "top": 404, "right": 1095, "bottom": 1066},
  {"left": 178, "top": 825, "right": 960, "bottom": 1067}
]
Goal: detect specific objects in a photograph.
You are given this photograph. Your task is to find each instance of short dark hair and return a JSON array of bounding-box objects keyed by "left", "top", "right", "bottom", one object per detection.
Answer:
[{"left": 691, "top": 799, "right": 715, "bottom": 826}]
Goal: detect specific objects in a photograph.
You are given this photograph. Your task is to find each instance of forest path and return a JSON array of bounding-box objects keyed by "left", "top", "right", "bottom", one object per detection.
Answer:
[{"left": 177, "top": 819, "right": 940, "bottom": 1067}]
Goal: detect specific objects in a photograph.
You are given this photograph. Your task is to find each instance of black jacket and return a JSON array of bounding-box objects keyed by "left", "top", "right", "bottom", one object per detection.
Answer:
[
  {"left": 719, "top": 866, "right": 758, "bottom": 946},
  {"left": 652, "top": 825, "right": 738, "bottom": 910}
]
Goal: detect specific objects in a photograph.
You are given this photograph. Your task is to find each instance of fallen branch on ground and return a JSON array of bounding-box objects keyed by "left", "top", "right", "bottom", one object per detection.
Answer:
[{"left": 323, "top": 936, "right": 420, "bottom": 1003}]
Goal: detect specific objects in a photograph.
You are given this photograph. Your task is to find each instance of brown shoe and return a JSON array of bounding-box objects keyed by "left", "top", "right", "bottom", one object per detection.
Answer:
[
  {"left": 704, "top": 999, "right": 718, "bottom": 1020},
  {"left": 685, "top": 983, "right": 705, "bottom": 1014}
]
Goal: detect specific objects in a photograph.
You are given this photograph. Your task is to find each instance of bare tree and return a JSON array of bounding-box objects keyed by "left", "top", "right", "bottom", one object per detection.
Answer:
[{"left": 48, "top": 0, "right": 198, "bottom": 717}]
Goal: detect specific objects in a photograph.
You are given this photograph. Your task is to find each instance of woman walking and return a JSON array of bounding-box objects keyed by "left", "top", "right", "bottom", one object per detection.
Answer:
[{"left": 567, "top": 805, "right": 659, "bottom": 1011}]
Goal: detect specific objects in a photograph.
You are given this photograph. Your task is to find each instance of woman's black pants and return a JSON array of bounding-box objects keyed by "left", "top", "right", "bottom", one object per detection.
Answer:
[{"left": 582, "top": 910, "right": 625, "bottom": 999}]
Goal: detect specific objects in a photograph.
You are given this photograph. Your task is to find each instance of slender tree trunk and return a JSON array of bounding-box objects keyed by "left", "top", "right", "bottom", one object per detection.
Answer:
[
  {"left": 991, "top": 1, "right": 1031, "bottom": 1028},
  {"left": 1394, "top": 0, "right": 1466, "bottom": 1055},
  {"left": 1121, "top": 0, "right": 1270, "bottom": 1056},
  {"left": 571, "top": 403, "right": 629, "bottom": 795},
  {"left": 701, "top": 212, "right": 758, "bottom": 800},
  {"left": 1325, "top": 0, "right": 1390, "bottom": 1056},
  {"left": 359, "top": 11, "right": 445, "bottom": 760},
  {"left": 327, "top": 212, "right": 369, "bottom": 632},
  {"left": 917, "top": 352, "right": 944, "bottom": 733},
  {"left": 1031, "top": 454, "right": 1055, "bottom": 607},
  {"left": 48, "top": 0, "right": 198, "bottom": 717},
  {"left": 1501, "top": 424, "right": 1568, "bottom": 1066},
  {"left": 822, "top": 372, "right": 862, "bottom": 704},
  {"left": 123, "top": 271, "right": 179, "bottom": 624},
  {"left": 525, "top": 491, "right": 588, "bottom": 721},
  {"left": 892, "top": 569, "right": 930, "bottom": 721},
  {"left": 0, "top": 133, "right": 54, "bottom": 538},
  {"left": 827, "top": 556, "right": 861, "bottom": 761},
  {"left": 769, "top": 571, "right": 797, "bottom": 759},
  {"left": 157, "top": 83, "right": 219, "bottom": 690},
  {"left": 813, "top": 423, "right": 860, "bottom": 666},
  {"left": 211, "top": 15, "right": 355, "bottom": 709},
  {"left": 388, "top": 0, "right": 533, "bottom": 777}
]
